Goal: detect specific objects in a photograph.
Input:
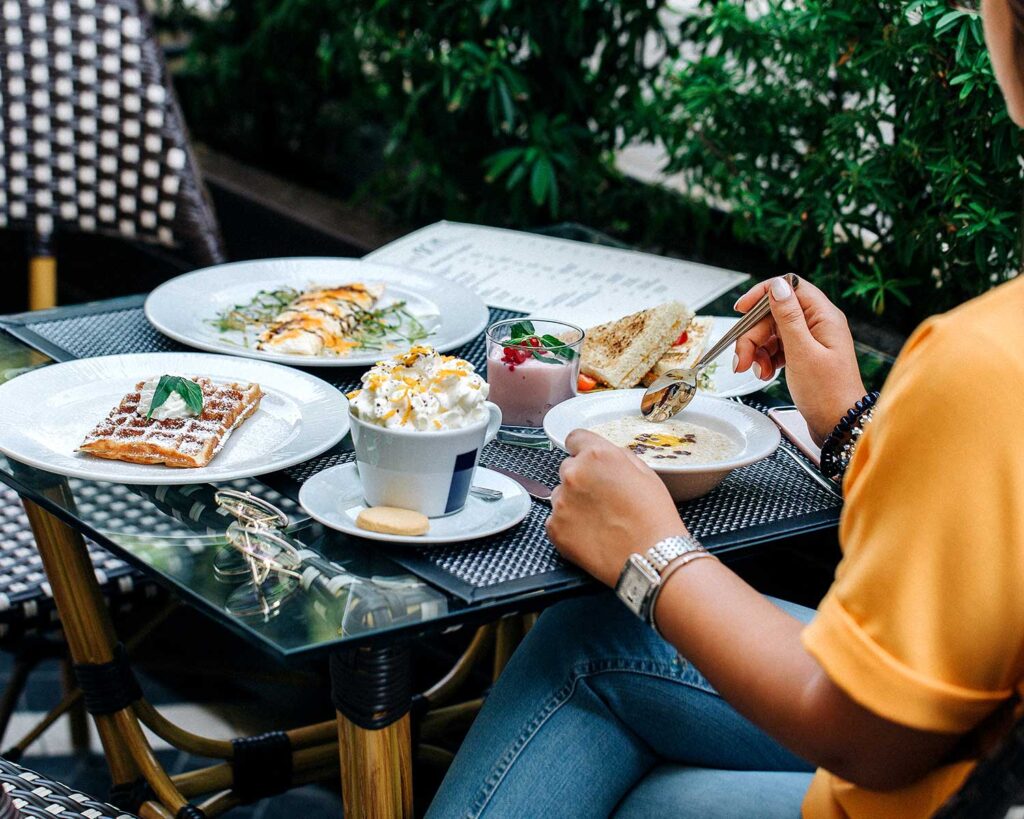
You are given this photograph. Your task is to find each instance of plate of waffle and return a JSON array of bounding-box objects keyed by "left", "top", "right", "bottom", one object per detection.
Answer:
[
  {"left": 144, "top": 258, "right": 490, "bottom": 367},
  {"left": 0, "top": 353, "right": 349, "bottom": 484}
]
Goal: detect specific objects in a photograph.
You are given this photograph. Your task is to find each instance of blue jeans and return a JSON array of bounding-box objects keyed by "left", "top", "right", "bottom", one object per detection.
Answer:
[{"left": 427, "top": 593, "right": 816, "bottom": 818}]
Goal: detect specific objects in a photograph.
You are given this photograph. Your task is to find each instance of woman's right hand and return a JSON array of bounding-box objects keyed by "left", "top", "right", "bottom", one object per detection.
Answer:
[{"left": 733, "top": 276, "right": 866, "bottom": 445}]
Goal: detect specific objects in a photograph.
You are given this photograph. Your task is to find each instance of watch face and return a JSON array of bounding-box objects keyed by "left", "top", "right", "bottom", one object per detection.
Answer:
[{"left": 616, "top": 556, "right": 658, "bottom": 617}]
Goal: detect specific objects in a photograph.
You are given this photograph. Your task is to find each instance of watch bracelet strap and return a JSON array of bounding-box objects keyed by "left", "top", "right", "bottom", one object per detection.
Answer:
[
  {"left": 646, "top": 534, "right": 705, "bottom": 571},
  {"left": 649, "top": 550, "right": 718, "bottom": 639}
]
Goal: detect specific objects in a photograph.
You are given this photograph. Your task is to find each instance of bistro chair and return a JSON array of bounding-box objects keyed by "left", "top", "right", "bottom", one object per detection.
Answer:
[
  {"left": 0, "top": 0, "right": 225, "bottom": 310},
  {"left": 0, "top": 0, "right": 222, "bottom": 758},
  {"left": 0, "top": 753, "right": 138, "bottom": 817},
  {"left": 0, "top": 485, "right": 165, "bottom": 760}
]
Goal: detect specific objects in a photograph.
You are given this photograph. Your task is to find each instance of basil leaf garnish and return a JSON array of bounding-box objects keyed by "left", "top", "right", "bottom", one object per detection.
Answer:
[
  {"left": 177, "top": 377, "right": 205, "bottom": 415},
  {"left": 541, "top": 333, "right": 576, "bottom": 360},
  {"left": 530, "top": 349, "right": 561, "bottom": 364},
  {"left": 147, "top": 375, "right": 204, "bottom": 418},
  {"left": 509, "top": 320, "right": 535, "bottom": 340}
]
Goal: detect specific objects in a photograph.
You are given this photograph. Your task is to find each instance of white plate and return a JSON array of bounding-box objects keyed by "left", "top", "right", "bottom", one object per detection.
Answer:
[
  {"left": 544, "top": 390, "right": 780, "bottom": 501},
  {"left": 144, "top": 258, "right": 490, "bottom": 367},
  {"left": 701, "top": 317, "right": 780, "bottom": 398},
  {"left": 299, "top": 464, "right": 531, "bottom": 546},
  {"left": 0, "top": 353, "right": 349, "bottom": 485}
]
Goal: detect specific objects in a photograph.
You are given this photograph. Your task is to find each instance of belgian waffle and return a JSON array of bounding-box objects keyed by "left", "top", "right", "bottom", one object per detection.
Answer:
[{"left": 79, "top": 377, "right": 263, "bottom": 468}]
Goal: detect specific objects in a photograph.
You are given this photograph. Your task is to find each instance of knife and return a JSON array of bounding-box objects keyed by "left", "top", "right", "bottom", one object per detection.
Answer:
[{"left": 486, "top": 465, "right": 553, "bottom": 501}]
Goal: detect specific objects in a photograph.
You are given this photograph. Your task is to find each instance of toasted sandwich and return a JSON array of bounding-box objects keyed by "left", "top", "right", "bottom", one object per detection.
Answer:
[
  {"left": 641, "top": 316, "right": 716, "bottom": 386},
  {"left": 580, "top": 301, "right": 693, "bottom": 389}
]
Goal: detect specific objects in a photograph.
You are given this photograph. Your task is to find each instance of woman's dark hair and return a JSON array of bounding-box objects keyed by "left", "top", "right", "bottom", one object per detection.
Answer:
[{"left": 1011, "top": 0, "right": 1024, "bottom": 38}]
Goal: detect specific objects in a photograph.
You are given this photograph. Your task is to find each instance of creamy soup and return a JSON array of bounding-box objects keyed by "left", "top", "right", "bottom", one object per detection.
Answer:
[{"left": 589, "top": 416, "right": 739, "bottom": 466}]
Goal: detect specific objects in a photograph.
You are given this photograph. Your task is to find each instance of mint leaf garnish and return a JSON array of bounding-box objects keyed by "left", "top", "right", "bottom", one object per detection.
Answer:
[
  {"left": 147, "top": 375, "right": 204, "bottom": 418},
  {"left": 509, "top": 320, "right": 535, "bottom": 340},
  {"left": 541, "top": 333, "right": 576, "bottom": 360}
]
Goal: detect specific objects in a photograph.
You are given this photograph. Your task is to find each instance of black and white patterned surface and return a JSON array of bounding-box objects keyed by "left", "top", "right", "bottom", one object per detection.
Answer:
[
  {"left": 0, "top": 485, "right": 161, "bottom": 639},
  {"left": 0, "top": 755, "right": 137, "bottom": 817},
  {"left": 2, "top": 302, "right": 844, "bottom": 601},
  {"left": 0, "top": 0, "right": 222, "bottom": 263}
]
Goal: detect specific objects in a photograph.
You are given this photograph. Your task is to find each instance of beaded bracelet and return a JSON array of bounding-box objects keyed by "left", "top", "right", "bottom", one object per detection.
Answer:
[{"left": 820, "top": 391, "right": 880, "bottom": 483}]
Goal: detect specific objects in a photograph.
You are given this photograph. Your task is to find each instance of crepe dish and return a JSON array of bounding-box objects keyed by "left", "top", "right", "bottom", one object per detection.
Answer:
[
  {"left": 79, "top": 376, "right": 262, "bottom": 468},
  {"left": 256, "top": 283, "right": 383, "bottom": 356},
  {"left": 212, "top": 281, "right": 431, "bottom": 359}
]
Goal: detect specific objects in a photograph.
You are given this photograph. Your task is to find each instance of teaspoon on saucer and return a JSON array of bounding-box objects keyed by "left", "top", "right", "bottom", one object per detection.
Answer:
[{"left": 640, "top": 274, "right": 799, "bottom": 422}]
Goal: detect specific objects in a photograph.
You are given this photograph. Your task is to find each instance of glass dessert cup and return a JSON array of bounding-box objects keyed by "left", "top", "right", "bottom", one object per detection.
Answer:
[{"left": 485, "top": 318, "right": 584, "bottom": 445}]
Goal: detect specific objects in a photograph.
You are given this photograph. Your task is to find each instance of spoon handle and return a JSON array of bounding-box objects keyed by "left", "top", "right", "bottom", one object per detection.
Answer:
[{"left": 694, "top": 273, "right": 799, "bottom": 370}]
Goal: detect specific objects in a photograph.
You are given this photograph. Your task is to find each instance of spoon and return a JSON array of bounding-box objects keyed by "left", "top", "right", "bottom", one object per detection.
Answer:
[{"left": 640, "top": 273, "right": 799, "bottom": 422}]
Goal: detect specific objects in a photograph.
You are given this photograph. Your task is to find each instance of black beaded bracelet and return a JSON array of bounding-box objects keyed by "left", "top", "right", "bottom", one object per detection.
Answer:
[{"left": 820, "top": 391, "right": 880, "bottom": 483}]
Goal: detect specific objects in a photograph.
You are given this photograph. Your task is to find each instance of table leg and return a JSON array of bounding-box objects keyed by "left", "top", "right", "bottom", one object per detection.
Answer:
[
  {"left": 20, "top": 491, "right": 194, "bottom": 816},
  {"left": 330, "top": 644, "right": 414, "bottom": 819}
]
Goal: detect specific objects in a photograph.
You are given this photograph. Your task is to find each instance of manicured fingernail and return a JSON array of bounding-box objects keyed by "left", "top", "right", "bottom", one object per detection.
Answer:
[
  {"left": 752, "top": 361, "right": 762, "bottom": 380},
  {"left": 732, "top": 298, "right": 741, "bottom": 311},
  {"left": 770, "top": 277, "right": 791, "bottom": 300},
  {"left": 732, "top": 353, "right": 740, "bottom": 373}
]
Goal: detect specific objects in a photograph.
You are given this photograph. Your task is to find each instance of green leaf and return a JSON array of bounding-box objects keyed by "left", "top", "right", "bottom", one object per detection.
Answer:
[
  {"left": 541, "top": 333, "right": 576, "bottom": 360},
  {"left": 530, "top": 349, "right": 562, "bottom": 364},
  {"left": 508, "top": 320, "right": 535, "bottom": 339},
  {"left": 529, "top": 155, "right": 556, "bottom": 207},
  {"left": 147, "top": 375, "right": 204, "bottom": 419}
]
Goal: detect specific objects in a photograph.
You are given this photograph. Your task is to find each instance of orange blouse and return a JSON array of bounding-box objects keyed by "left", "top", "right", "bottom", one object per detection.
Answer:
[{"left": 800, "top": 275, "right": 1024, "bottom": 818}]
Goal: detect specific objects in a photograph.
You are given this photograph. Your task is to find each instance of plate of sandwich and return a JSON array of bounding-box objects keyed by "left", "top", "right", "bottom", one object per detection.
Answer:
[
  {"left": 145, "top": 258, "right": 490, "bottom": 367},
  {"left": 577, "top": 302, "right": 780, "bottom": 398},
  {"left": 0, "top": 352, "right": 349, "bottom": 484}
]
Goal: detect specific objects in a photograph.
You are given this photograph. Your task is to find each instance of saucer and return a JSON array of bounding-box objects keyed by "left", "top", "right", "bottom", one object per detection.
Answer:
[{"left": 298, "top": 463, "right": 531, "bottom": 547}]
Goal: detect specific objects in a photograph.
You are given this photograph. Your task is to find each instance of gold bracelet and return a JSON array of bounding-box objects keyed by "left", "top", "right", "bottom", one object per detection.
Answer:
[{"left": 650, "top": 551, "right": 718, "bottom": 639}]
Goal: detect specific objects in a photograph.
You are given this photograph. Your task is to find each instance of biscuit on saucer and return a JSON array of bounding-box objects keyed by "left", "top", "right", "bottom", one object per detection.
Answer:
[{"left": 356, "top": 506, "right": 430, "bottom": 536}]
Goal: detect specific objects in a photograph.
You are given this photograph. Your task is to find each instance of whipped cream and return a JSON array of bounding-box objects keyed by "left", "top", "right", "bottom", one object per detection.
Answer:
[
  {"left": 348, "top": 346, "right": 489, "bottom": 431},
  {"left": 136, "top": 377, "right": 201, "bottom": 421}
]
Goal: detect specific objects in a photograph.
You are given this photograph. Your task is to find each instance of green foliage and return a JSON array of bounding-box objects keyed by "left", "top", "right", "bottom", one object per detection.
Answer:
[
  {"left": 173, "top": 0, "right": 670, "bottom": 226},
  {"left": 168, "top": 0, "right": 1022, "bottom": 325},
  {"left": 648, "top": 0, "right": 1022, "bottom": 320}
]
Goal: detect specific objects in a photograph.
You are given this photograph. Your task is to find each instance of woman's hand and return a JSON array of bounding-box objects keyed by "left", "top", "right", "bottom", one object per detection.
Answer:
[
  {"left": 733, "top": 276, "right": 866, "bottom": 445},
  {"left": 546, "top": 430, "right": 687, "bottom": 587}
]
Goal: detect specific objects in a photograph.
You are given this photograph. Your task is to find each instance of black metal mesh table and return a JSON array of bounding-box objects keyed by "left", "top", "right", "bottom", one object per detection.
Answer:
[{"left": 0, "top": 296, "right": 842, "bottom": 611}]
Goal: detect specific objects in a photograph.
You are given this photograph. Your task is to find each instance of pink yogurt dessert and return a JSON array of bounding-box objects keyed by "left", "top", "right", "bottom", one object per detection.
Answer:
[{"left": 486, "top": 344, "right": 578, "bottom": 427}]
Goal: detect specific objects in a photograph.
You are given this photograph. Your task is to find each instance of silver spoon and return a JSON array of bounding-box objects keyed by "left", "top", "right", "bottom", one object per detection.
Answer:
[{"left": 641, "top": 273, "right": 799, "bottom": 422}]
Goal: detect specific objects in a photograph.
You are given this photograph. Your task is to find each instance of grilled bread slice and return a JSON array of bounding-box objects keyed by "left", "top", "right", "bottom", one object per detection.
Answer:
[
  {"left": 641, "top": 316, "right": 716, "bottom": 386},
  {"left": 580, "top": 301, "right": 693, "bottom": 389}
]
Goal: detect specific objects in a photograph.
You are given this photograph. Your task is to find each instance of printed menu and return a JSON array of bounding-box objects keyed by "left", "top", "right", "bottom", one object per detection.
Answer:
[{"left": 364, "top": 221, "right": 749, "bottom": 327}]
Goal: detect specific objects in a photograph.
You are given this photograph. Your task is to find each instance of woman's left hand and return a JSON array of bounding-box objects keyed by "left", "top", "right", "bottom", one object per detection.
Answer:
[{"left": 547, "top": 429, "right": 689, "bottom": 587}]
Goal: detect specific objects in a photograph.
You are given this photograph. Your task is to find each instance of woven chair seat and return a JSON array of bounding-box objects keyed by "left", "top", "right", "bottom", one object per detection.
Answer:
[
  {"left": 0, "top": 755, "right": 137, "bottom": 817},
  {"left": 0, "top": 486, "right": 159, "bottom": 641}
]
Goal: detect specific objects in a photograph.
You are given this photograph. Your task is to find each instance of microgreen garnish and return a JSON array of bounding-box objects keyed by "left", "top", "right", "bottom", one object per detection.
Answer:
[
  {"left": 350, "top": 301, "right": 431, "bottom": 350},
  {"left": 210, "top": 289, "right": 433, "bottom": 355},
  {"left": 147, "top": 375, "right": 204, "bottom": 418},
  {"left": 212, "top": 288, "right": 300, "bottom": 333}
]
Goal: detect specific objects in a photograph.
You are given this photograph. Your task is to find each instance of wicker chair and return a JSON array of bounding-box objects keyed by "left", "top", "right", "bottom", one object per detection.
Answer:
[
  {"left": 0, "top": 754, "right": 138, "bottom": 817},
  {"left": 0, "top": 0, "right": 222, "bottom": 757},
  {"left": 0, "top": 0, "right": 225, "bottom": 309}
]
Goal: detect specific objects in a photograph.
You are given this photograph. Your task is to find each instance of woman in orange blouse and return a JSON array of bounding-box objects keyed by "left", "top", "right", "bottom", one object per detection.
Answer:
[{"left": 428, "top": 2, "right": 1024, "bottom": 817}]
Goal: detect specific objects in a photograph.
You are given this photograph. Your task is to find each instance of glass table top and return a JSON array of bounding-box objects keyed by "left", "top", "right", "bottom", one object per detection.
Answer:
[{"left": 0, "top": 290, "right": 894, "bottom": 662}]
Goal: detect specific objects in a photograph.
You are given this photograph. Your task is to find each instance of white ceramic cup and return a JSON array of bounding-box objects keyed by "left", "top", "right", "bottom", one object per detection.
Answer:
[{"left": 349, "top": 403, "right": 502, "bottom": 517}]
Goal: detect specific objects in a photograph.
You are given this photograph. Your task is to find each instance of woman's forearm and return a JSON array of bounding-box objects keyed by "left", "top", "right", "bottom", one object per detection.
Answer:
[{"left": 653, "top": 559, "right": 958, "bottom": 790}]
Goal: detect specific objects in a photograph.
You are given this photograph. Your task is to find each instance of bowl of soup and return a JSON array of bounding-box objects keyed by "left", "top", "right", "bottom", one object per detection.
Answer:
[{"left": 543, "top": 390, "right": 781, "bottom": 501}]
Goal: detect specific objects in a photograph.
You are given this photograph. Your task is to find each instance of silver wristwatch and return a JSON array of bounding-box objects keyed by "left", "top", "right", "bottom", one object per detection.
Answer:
[{"left": 614, "top": 535, "right": 712, "bottom": 633}]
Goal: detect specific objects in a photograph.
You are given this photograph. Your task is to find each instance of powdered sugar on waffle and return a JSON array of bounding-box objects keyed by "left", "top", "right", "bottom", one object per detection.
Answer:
[{"left": 79, "top": 377, "right": 263, "bottom": 467}]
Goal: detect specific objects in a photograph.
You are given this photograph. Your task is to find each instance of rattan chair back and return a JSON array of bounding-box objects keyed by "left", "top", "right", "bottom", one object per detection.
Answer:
[{"left": 0, "top": 0, "right": 225, "bottom": 272}]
